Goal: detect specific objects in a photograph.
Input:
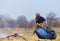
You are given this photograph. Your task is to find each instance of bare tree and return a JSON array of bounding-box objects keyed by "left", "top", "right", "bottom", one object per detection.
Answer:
[
  {"left": 46, "top": 12, "right": 56, "bottom": 27},
  {"left": 17, "top": 16, "right": 28, "bottom": 28},
  {"left": 28, "top": 20, "right": 36, "bottom": 29}
]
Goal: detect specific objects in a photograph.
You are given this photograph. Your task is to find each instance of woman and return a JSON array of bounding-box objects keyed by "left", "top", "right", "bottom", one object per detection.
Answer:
[{"left": 34, "top": 12, "right": 56, "bottom": 39}]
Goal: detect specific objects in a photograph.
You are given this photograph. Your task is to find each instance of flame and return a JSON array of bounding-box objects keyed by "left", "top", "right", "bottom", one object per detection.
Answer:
[{"left": 18, "top": 26, "right": 22, "bottom": 34}]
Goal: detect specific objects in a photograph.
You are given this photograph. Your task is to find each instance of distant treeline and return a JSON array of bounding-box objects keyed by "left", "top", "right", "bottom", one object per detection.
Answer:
[{"left": 0, "top": 12, "right": 60, "bottom": 28}]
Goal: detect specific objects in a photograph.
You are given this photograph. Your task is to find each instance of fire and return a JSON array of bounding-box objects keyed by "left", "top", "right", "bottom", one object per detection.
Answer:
[{"left": 17, "top": 26, "right": 22, "bottom": 34}]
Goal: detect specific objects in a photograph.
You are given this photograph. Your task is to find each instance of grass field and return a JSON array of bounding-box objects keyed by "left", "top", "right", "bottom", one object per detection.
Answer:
[{"left": 0, "top": 28, "right": 60, "bottom": 41}]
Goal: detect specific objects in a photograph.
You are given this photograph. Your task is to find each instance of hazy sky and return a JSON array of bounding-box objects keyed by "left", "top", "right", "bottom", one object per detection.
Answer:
[{"left": 0, "top": 0, "right": 60, "bottom": 20}]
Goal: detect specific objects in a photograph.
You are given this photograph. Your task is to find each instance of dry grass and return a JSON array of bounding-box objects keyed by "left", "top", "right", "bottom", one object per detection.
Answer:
[
  {"left": 0, "top": 35, "right": 60, "bottom": 41},
  {"left": 0, "top": 28, "right": 60, "bottom": 41}
]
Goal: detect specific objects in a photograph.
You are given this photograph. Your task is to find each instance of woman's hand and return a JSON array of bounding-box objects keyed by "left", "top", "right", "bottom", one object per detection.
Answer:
[
  {"left": 36, "top": 23, "right": 40, "bottom": 26},
  {"left": 36, "top": 23, "right": 44, "bottom": 26}
]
